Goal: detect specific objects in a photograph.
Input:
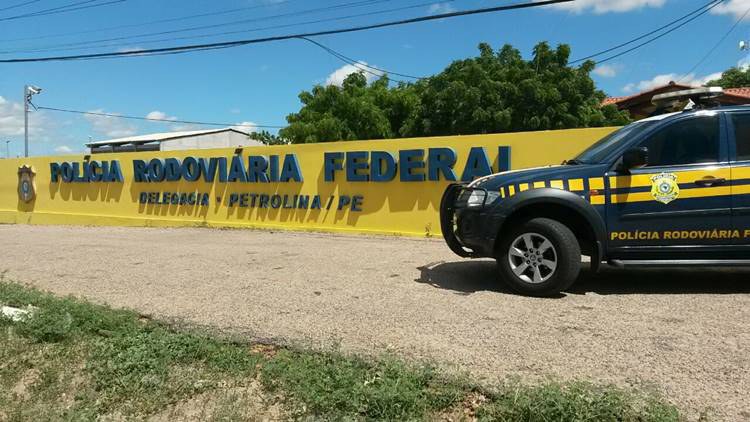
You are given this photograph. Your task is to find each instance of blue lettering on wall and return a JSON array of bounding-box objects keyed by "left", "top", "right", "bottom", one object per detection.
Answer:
[
  {"left": 427, "top": 148, "right": 457, "bottom": 181},
  {"left": 346, "top": 151, "right": 369, "bottom": 182},
  {"left": 370, "top": 151, "right": 396, "bottom": 182},
  {"left": 279, "top": 154, "right": 303, "bottom": 182},
  {"left": 324, "top": 152, "right": 344, "bottom": 182},
  {"left": 461, "top": 147, "right": 492, "bottom": 182},
  {"left": 399, "top": 149, "right": 426, "bottom": 182},
  {"left": 50, "top": 160, "right": 124, "bottom": 183}
]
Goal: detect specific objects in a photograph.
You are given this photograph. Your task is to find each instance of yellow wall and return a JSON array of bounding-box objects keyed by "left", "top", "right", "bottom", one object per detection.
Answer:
[{"left": 0, "top": 128, "right": 616, "bottom": 237}]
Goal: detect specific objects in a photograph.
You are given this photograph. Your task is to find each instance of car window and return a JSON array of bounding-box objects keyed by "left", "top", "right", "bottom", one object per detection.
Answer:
[
  {"left": 730, "top": 113, "right": 750, "bottom": 162},
  {"left": 639, "top": 115, "right": 720, "bottom": 167}
]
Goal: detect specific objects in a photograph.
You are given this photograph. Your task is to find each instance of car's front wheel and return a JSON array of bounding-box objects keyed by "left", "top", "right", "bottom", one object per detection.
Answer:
[{"left": 496, "top": 218, "right": 581, "bottom": 296}]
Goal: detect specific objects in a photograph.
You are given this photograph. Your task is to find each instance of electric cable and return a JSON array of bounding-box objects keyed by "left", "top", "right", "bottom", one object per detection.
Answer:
[
  {"left": 0, "top": 0, "right": 301, "bottom": 43},
  {"left": 570, "top": 0, "right": 723, "bottom": 64},
  {"left": 0, "top": 0, "right": 446, "bottom": 56},
  {"left": 0, "top": 0, "right": 573, "bottom": 63},
  {"left": 0, "top": 0, "right": 395, "bottom": 53},
  {"left": 37, "top": 106, "right": 285, "bottom": 129},
  {"left": 0, "top": 0, "right": 125, "bottom": 22},
  {"left": 678, "top": 4, "right": 750, "bottom": 83},
  {"left": 298, "top": 36, "right": 424, "bottom": 81},
  {"left": 593, "top": 0, "right": 724, "bottom": 65},
  {"left": 0, "top": 0, "right": 42, "bottom": 13}
]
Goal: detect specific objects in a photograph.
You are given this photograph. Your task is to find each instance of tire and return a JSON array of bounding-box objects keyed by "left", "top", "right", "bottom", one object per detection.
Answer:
[{"left": 496, "top": 217, "right": 581, "bottom": 297}]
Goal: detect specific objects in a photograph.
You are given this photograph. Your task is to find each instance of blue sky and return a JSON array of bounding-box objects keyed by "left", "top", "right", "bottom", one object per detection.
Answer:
[{"left": 1, "top": 0, "right": 750, "bottom": 156}]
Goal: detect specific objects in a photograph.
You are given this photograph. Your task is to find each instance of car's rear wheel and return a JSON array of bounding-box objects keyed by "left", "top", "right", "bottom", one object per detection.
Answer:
[{"left": 496, "top": 218, "right": 580, "bottom": 296}]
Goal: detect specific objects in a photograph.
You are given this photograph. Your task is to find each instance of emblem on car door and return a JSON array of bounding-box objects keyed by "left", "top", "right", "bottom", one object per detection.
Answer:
[{"left": 650, "top": 172, "right": 679, "bottom": 205}]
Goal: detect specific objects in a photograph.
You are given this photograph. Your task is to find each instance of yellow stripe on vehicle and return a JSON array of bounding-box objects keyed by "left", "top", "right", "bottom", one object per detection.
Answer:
[
  {"left": 732, "top": 166, "right": 750, "bottom": 180},
  {"left": 508, "top": 185, "right": 516, "bottom": 196},
  {"left": 550, "top": 180, "right": 564, "bottom": 189},
  {"left": 518, "top": 183, "right": 530, "bottom": 192},
  {"left": 609, "top": 167, "right": 730, "bottom": 188},
  {"left": 610, "top": 185, "right": 731, "bottom": 204},
  {"left": 589, "top": 177, "right": 605, "bottom": 190},
  {"left": 590, "top": 195, "right": 606, "bottom": 205},
  {"left": 568, "top": 178, "right": 584, "bottom": 191},
  {"left": 533, "top": 181, "right": 546, "bottom": 189}
]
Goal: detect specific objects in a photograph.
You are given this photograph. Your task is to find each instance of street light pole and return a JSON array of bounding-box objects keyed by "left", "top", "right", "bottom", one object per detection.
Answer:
[
  {"left": 5, "top": 140, "right": 9, "bottom": 159},
  {"left": 24, "top": 86, "right": 28, "bottom": 158},
  {"left": 23, "top": 84, "right": 42, "bottom": 158}
]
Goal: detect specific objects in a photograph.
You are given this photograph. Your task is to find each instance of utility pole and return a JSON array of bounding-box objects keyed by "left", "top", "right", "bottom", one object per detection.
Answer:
[
  {"left": 4, "top": 140, "right": 9, "bottom": 159},
  {"left": 23, "top": 84, "right": 42, "bottom": 158}
]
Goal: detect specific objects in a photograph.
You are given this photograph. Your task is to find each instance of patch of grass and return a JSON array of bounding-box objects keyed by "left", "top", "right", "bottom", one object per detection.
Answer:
[
  {"left": 0, "top": 281, "right": 683, "bottom": 421},
  {"left": 261, "top": 349, "right": 464, "bottom": 420},
  {"left": 476, "top": 381, "right": 680, "bottom": 422}
]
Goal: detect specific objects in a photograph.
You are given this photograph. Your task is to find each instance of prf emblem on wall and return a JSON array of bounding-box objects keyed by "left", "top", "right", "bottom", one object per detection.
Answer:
[
  {"left": 17, "top": 165, "right": 37, "bottom": 203},
  {"left": 650, "top": 172, "right": 679, "bottom": 204}
]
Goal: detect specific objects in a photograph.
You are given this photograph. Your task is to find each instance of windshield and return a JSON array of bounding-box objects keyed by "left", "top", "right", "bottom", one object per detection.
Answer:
[{"left": 573, "top": 121, "right": 657, "bottom": 164}]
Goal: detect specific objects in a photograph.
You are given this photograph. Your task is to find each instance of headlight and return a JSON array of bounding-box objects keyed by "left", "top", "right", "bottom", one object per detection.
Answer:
[
  {"left": 485, "top": 191, "right": 500, "bottom": 204},
  {"left": 466, "top": 190, "right": 488, "bottom": 208}
]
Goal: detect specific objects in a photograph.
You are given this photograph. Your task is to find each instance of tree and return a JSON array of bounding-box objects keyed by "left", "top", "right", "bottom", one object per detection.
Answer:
[
  {"left": 250, "top": 130, "right": 289, "bottom": 145},
  {"left": 279, "top": 42, "right": 630, "bottom": 143},
  {"left": 706, "top": 67, "right": 750, "bottom": 88}
]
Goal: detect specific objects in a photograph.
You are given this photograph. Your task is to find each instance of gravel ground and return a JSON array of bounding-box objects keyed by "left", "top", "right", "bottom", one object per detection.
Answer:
[{"left": 1, "top": 224, "right": 748, "bottom": 421}]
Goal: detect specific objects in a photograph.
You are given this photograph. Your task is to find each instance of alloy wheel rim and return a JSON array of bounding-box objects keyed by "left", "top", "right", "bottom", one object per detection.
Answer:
[{"left": 508, "top": 232, "right": 558, "bottom": 284}]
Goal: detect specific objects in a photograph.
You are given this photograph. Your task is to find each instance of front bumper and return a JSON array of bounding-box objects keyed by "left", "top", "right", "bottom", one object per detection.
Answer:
[{"left": 439, "top": 184, "right": 501, "bottom": 258}]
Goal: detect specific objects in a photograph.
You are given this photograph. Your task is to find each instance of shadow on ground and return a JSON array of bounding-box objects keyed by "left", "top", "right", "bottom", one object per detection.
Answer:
[{"left": 416, "top": 260, "right": 750, "bottom": 296}]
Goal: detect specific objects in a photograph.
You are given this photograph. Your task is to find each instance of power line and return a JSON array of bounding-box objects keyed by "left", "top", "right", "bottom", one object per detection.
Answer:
[
  {"left": 570, "top": 0, "right": 722, "bottom": 64},
  {"left": 298, "top": 36, "right": 424, "bottom": 82},
  {"left": 679, "top": 4, "right": 750, "bottom": 83},
  {"left": 0, "top": 0, "right": 125, "bottom": 22},
  {"left": 1, "top": 0, "right": 394, "bottom": 53},
  {"left": 593, "top": 0, "right": 724, "bottom": 65},
  {"left": 0, "top": 0, "right": 301, "bottom": 43},
  {"left": 0, "top": 0, "right": 42, "bottom": 13},
  {"left": 0, "top": 0, "right": 573, "bottom": 63},
  {"left": 0, "top": 0, "right": 446, "bottom": 56},
  {"left": 37, "top": 106, "right": 286, "bottom": 129}
]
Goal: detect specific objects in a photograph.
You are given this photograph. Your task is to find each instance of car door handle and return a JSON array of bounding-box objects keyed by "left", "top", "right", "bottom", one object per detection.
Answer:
[{"left": 694, "top": 177, "right": 726, "bottom": 187}]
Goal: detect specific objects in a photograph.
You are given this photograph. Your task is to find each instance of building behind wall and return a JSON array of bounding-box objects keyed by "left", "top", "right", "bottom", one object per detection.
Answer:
[
  {"left": 86, "top": 128, "right": 263, "bottom": 153},
  {"left": 603, "top": 81, "right": 750, "bottom": 119}
]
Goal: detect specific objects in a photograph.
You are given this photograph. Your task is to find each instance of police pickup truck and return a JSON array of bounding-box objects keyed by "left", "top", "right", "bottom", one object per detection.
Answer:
[{"left": 440, "top": 87, "right": 750, "bottom": 296}]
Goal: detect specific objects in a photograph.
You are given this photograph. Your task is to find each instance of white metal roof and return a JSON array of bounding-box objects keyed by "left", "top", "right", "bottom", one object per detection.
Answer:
[{"left": 86, "top": 127, "right": 250, "bottom": 147}]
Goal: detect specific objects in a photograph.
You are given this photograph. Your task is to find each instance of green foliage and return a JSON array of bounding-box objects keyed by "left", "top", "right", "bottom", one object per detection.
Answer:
[
  {"left": 87, "top": 328, "right": 260, "bottom": 412},
  {"left": 1, "top": 281, "right": 684, "bottom": 421},
  {"left": 476, "top": 381, "right": 680, "bottom": 422},
  {"left": 706, "top": 66, "right": 750, "bottom": 88},
  {"left": 261, "top": 349, "right": 463, "bottom": 419},
  {"left": 279, "top": 42, "right": 630, "bottom": 143},
  {"left": 0, "top": 281, "right": 137, "bottom": 342},
  {"left": 251, "top": 130, "right": 289, "bottom": 145},
  {"left": 280, "top": 73, "right": 419, "bottom": 143}
]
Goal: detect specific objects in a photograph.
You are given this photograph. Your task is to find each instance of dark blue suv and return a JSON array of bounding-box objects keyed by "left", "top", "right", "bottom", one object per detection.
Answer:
[{"left": 440, "top": 94, "right": 750, "bottom": 296}]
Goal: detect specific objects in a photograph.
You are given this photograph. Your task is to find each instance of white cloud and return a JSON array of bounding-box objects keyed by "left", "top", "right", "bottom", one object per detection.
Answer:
[
  {"left": 0, "top": 95, "right": 50, "bottom": 137},
  {"left": 0, "top": 94, "right": 77, "bottom": 155},
  {"left": 54, "top": 145, "right": 73, "bottom": 154},
  {"left": 325, "top": 62, "right": 382, "bottom": 87},
  {"left": 116, "top": 46, "right": 145, "bottom": 53},
  {"left": 622, "top": 71, "right": 723, "bottom": 93},
  {"left": 84, "top": 109, "right": 137, "bottom": 138},
  {"left": 427, "top": 2, "right": 455, "bottom": 14},
  {"left": 232, "top": 121, "right": 257, "bottom": 133},
  {"left": 145, "top": 110, "right": 177, "bottom": 121},
  {"left": 711, "top": 0, "right": 750, "bottom": 19},
  {"left": 229, "top": 108, "right": 241, "bottom": 114},
  {"left": 593, "top": 63, "right": 620, "bottom": 78},
  {"left": 541, "top": 0, "right": 666, "bottom": 14}
]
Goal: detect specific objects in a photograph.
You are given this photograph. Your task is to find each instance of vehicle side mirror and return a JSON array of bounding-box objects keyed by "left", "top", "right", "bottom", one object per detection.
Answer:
[{"left": 621, "top": 147, "right": 648, "bottom": 170}]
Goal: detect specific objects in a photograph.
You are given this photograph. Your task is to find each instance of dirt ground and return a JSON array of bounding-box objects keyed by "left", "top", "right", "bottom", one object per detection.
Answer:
[{"left": 1, "top": 224, "right": 748, "bottom": 421}]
